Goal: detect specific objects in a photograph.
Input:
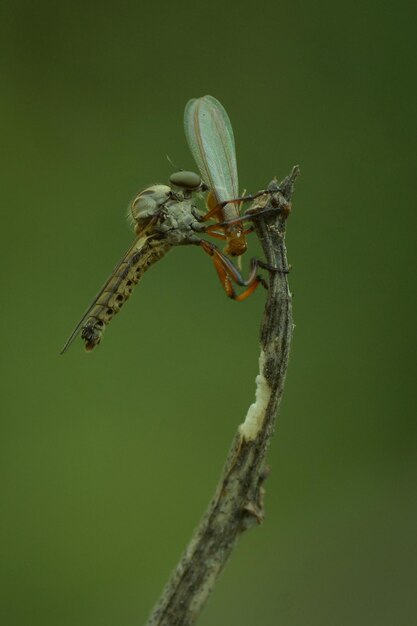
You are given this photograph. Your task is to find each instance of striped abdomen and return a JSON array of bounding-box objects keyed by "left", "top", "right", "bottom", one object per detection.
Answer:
[
  {"left": 81, "top": 238, "right": 170, "bottom": 351},
  {"left": 60, "top": 236, "right": 171, "bottom": 354}
]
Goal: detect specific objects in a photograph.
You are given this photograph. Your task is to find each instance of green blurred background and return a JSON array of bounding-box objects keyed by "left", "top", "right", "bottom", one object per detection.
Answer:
[{"left": 1, "top": 0, "right": 415, "bottom": 624}]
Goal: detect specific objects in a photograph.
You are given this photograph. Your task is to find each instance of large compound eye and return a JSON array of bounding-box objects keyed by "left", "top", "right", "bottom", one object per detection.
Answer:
[{"left": 169, "top": 170, "right": 201, "bottom": 191}]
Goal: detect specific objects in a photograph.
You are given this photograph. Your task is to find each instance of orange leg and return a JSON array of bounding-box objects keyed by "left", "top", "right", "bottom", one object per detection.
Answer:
[
  {"left": 197, "top": 190, "right": 226, "bottom": 223},
  {"left": 216, "top": 200, "right": 291, "bottom": 229},
  {"left": 198, "top": 190, "right": 257, "bottom": 224},
  {"left": 242, "top": 226, "right": 254, "bottom": 235},
  {"left": 218, "top": 188, "right": 281, "bottom": 209},
  {"left": 204, "top": 223, "right": 253, "bottom": 239},
  {"left": 198, "top": 188, "right": 284, "bottom": 227},
  {"left": 201, "top": 203, "right": 224, "bottom": 222},
  {"left": 202, "top": 190, "right": 264, "bottom": 223},
  {"left": 199, "top": 240, "right": 268, "bottom": 301},
  {"left": 211, "top": 253, "right": 234, "bottom": 298},
  {"left": 204, "top": 224, "right": 228, "bottom": 239}
]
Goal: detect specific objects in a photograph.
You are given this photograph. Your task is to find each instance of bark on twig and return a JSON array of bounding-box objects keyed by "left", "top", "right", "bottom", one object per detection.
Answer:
[{"left": 146, "top": 166, "right": 299, "bottom": 626}]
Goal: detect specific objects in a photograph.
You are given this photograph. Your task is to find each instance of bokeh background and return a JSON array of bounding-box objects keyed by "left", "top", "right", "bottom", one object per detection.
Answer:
[{"left": 1, "top": 1, "right": 415, "bottom": 624}]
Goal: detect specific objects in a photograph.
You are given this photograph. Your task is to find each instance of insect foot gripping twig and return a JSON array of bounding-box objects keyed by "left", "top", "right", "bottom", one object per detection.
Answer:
[{"left": 146, "top": 167, "right": 299, "bottom": 626}]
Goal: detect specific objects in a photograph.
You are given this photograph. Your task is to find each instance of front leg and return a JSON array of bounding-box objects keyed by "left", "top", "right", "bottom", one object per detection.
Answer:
[{"left": 199, "top": 240, "right": 267, "bottom": 301}]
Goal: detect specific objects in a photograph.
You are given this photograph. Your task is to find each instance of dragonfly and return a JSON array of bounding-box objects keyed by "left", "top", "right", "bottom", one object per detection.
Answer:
[{"left": 61, "top": 96, "right": 272, "bottom": 354}]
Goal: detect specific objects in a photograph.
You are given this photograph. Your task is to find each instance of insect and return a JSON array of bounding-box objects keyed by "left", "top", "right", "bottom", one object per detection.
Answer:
[
  {"left": 61, "top": 96, "right": 272, "bottom": 353},
  {"left": 60, "top": 173, "right": 206, "bottom": 354},
  {"left": 184, "top": 95, "right": 272, "bottom": 300}
]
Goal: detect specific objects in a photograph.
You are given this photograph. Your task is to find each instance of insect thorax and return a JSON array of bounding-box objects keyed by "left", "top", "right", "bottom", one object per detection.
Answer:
[
  {"left": 129, "top": 184, "right": 172, "bottom": 227},
  {"left": 155, "top": 198, "right": 201, "bottom": 244}
]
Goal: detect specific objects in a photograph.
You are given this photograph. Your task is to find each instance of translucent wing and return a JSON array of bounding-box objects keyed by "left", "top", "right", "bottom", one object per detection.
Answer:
[{"left": 184, "top": 95, "right": 238, "bottom": 207}]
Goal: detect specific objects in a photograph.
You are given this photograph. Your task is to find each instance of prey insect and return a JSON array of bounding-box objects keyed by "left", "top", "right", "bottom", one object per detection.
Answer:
[
  {"left": 184, "top": 95, "right": 278, "bottom": 300},
  {"left": 61, "top": 96, "right": 277, "bottom": 353}
]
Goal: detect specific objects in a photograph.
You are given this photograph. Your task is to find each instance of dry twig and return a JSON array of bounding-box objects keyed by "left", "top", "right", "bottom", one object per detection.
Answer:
[{"left": 146, "top": 166, "right": 300, "bottom": 625}]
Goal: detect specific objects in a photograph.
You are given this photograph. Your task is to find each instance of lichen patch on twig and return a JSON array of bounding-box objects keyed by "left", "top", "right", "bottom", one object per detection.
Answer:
[{"left": 239, "top": 351, "right": 271, "bottom": 441}]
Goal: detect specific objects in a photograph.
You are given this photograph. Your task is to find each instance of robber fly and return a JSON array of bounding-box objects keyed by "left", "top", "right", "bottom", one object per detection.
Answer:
[
  {"left": 61, "top": 96, "right": 273, "bottom": 353},
  {"left": 60, "top": 172, "right": 207, "bottom": 353}
]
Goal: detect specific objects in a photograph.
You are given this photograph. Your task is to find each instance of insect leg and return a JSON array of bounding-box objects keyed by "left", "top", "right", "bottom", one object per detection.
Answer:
[
  {"left": 203, "top": 224, "right": 228, "bottom": 240},
  {"left": 257, "top": 259, "right": 291, "bottom": 274},
  {"left": 195, "top": 189, "right": 234, "bottom": 224},
  {"left": 218, "top": 187, "right": 283, "bottom": 209},
  {"left": 199, "top": 240, "right": 266, "bottom": 301},
  {"left": 213, "top": 203, "right": 290, "bottom": 230}
]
